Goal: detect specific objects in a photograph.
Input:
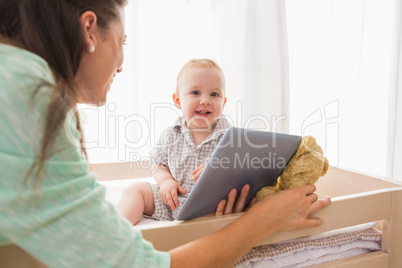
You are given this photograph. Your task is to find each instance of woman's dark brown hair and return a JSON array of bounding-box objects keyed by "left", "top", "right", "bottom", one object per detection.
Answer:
[{"left": 0, "top": 0, "right": 127, "bottom": 185}]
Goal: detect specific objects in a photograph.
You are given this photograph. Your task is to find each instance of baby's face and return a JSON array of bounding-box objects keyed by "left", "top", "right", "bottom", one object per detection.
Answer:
[{"left": 174, "top": 67, "right": 227, "bottom": 130}]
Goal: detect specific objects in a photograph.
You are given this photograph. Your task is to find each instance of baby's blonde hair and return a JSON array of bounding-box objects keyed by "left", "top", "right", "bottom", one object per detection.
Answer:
[{"left": 176, "top": 58, "right": 226, "bottom": 96}]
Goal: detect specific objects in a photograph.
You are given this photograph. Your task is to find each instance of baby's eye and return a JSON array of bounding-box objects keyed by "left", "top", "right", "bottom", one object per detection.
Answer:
[
  {"left": 191, "top": 91, "right": 201, "bottom": 95},
  {"left": 211, "top": 92, "right": 219, "bottom": 97}
]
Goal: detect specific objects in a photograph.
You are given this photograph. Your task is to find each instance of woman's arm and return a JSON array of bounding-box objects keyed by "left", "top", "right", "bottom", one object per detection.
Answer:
[{"left": 169, "top": 185, "right": 330, "bottom": 268}]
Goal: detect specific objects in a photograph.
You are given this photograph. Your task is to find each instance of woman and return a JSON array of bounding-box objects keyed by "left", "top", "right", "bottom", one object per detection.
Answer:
[{"left": 0, "top": 1, "right": 330, "bottom": 267}]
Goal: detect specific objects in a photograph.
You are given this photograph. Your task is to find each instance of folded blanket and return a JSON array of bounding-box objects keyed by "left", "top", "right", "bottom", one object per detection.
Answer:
[
  {"left": 235, "top": 224, "right": 382, "bottom": 268},
  {"left": 249, "top": 246, "right": 376, "bottom": 268}
]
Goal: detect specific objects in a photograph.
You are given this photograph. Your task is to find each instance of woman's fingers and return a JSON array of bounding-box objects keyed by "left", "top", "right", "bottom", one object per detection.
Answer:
[
  {"left": 233, "top": 184, "right": 249, "bottom": 213},
  {"left": 214, "top": 185, "right": 252, "bottom": 216},
  {"left": 304, "top": 195, "right": 331, "bottom": 228},
  {"left": 245, "top": 197, "right": 256, "bottom": 211},
  {"left": 301, "top": 184, "right": 317, "bottom": 196},
  {"left": 305, "top": 218, "right": 322, "bottom": 228},
  {"left": 215, "top": 199, "right": 226, "bottom": 216},
  {"left": 224, "top": 189, "right": 237, "bottom": 215},
  {"left": 310, "top": 195, "right": 331, "bottom": 214},
  {"left": 306, "top": 193, "right": 318, "bottom": 203},
  {"left": 307, "top": 196, "right": 331, "bottom": 227}
]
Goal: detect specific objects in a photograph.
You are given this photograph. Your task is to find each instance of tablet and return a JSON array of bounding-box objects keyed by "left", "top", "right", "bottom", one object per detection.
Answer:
[{"left": 176, "top": 127, "right": 302, "bottom": 220}]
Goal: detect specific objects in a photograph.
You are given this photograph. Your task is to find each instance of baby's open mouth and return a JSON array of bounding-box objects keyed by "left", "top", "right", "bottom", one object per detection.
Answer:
[{"left": 196, "top": 111, "right": 211, "bottom": 115}]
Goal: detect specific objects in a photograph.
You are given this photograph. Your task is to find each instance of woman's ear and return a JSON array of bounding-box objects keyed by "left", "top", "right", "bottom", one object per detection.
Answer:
[
  {"left": 80, "top": 11, "right": 98, "bottom": 53},
  {"left": 172, "top": 92, "right": 181, "bottom": 109}
]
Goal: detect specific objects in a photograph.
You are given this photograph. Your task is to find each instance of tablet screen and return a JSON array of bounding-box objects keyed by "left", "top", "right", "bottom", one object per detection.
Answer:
[{"left": 177, "top": 127, "right": 302, "bottom": 220}]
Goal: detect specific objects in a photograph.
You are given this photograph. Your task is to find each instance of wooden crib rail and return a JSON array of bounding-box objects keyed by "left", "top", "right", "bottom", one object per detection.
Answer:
[{"left": 135, "top": 187, "right": 402, "bottom": 251}]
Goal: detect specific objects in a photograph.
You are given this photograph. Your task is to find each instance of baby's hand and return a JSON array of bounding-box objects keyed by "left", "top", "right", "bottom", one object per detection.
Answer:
[
  {"left": 159, "top": 179, "right": 187, "bottom": 211},
  {"left": 192, "top": 164, "right": 205, "bottom": 181}
]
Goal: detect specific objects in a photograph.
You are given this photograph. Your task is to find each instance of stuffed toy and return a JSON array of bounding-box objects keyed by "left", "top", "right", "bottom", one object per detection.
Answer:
[{"left": 256, "top": 136, "right": 329, "bottom": 201}]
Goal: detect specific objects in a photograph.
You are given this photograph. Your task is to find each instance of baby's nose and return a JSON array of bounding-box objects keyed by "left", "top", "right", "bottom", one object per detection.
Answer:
[{"left": 200, "top": 96, "right": 211, "bottom": 105}]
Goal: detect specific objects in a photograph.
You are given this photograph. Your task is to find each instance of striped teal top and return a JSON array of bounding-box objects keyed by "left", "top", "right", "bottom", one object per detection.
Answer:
[{"left": 0, "top": 43, "right": 170, "bottom": 267}]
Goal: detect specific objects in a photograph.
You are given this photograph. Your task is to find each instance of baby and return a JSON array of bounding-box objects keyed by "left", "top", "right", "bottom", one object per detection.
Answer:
[{"left": 117, "top": 59, "right": 231, "bottom": 225}]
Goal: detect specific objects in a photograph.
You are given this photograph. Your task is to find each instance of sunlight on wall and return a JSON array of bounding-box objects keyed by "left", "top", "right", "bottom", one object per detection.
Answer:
[{"left": 286, "top": 0, "right": 394, "bottom": 177}]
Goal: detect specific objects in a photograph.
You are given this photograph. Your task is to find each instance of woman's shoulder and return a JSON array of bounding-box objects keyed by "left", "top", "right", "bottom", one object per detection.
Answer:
[
  {"left": 0, "top": 43, "right": 54, "bottom": 85},
  {"left": 0, "top": 43, "right": 59, "bottom": 158},
  {"left": 0, "top": 44, "right": 55, "bottom": 111}
]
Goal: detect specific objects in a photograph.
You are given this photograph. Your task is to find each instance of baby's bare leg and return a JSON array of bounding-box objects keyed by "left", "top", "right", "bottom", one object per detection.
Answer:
[{"left": 116, "top": 181, "right": 155, "bottom": 225}]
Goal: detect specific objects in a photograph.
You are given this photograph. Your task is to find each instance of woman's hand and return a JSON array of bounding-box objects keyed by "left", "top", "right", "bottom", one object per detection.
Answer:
[
  {"left": 214, "top": 184, "right": 256, "bottom": 216},
  {"left": 254, "top": 184, "right": 331, "bottom": 233}
]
